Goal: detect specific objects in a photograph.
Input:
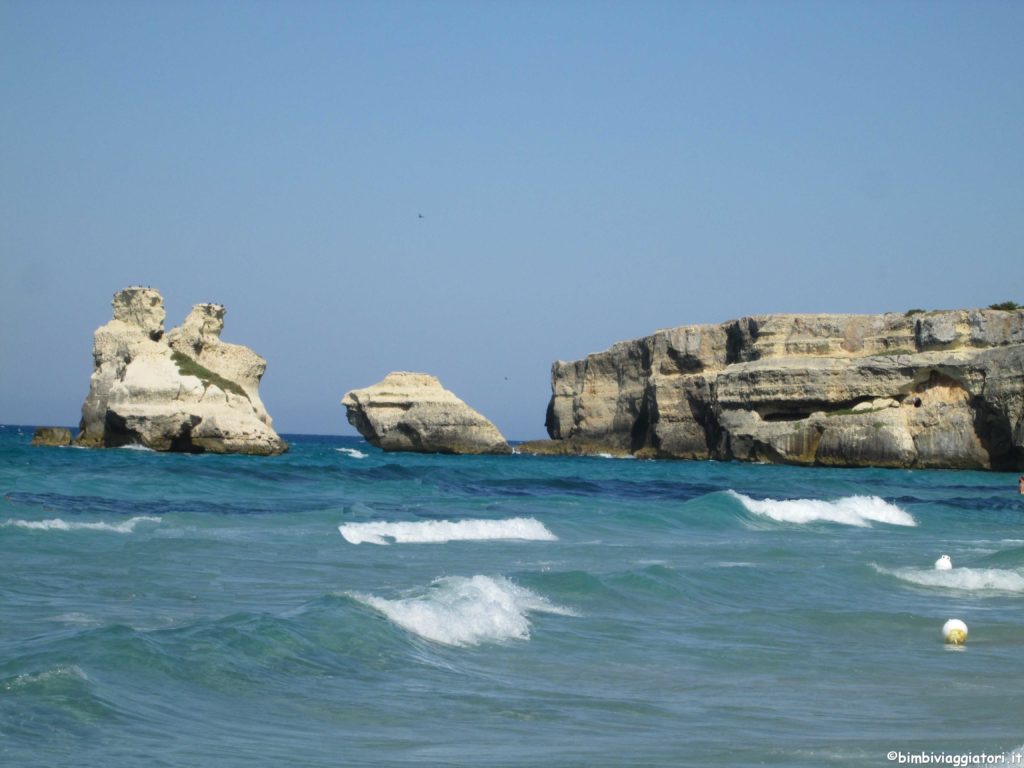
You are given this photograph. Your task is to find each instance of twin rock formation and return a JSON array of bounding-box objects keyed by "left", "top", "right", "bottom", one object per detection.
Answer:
[
  {"left": 67, "top": 288, "right": 506, "bottom": 458},
  {"left": 529, "top": 310, "right": 1024, "bottom": 471},
  {"left": 73, "top": 287, "right": 286, "bottom": 455}
]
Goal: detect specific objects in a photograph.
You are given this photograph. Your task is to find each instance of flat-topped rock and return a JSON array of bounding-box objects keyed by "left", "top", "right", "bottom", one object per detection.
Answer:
[
  {"left": 537, "top": 309, "right": 1024, "bottom": 470},
  {"left": 342, "top": 372, "right": 511, "bottom": 455},
  {"left": 75, "top": 287, "right": 287, "bottom": 455},
  {"left": 32, "top": 427, "right": 73, "bottom": 447}
]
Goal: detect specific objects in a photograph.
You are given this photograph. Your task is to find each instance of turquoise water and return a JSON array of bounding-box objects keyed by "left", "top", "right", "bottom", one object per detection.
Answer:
[{"left": 2, "top": 425, "right": 1023, "bottom": 767}]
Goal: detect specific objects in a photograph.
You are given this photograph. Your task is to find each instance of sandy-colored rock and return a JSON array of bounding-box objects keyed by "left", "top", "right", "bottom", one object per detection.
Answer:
[
  {"left": 537, "top": 309, "right": 1024, "bottom": 470},
  {"left": 75, "top": 287, "right": 286, "bottom": 455},
  {"left": 32, "top": 427, "right": 73, "bottom": 447},
  {"left": 342, "top": 372, "right": 511, "bottom": 454}
]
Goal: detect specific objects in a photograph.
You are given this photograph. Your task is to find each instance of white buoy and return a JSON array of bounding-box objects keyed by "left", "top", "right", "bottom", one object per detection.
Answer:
[
  {"left": 943, "top": 618, "right": 968, "bottom": 645},
  {"left": 935, "top": 554, "right": 953, "bottom": 570}
]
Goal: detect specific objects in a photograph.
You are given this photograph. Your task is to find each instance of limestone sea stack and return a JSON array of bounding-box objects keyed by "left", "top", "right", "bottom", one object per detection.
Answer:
[
  {"left": 75, "top": 287, "right": 287, "bottom": 455},
  {"left": 342, "top": 372, "right": 511, "bottom": 455},
  {"left": 524, "top": 309, "right": 1024, "bottom": 470}
]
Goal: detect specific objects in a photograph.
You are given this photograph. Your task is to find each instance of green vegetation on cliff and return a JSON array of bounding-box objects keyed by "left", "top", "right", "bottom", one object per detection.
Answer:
[{"left": 171, "top": 351, "right": 249, "bottom": 401}]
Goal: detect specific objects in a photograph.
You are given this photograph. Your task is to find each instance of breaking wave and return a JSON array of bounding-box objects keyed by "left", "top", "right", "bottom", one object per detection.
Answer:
[
  {"left": 348, "top": 575, "right": 575, "bottom": 647},
  {"left": 336, "top": 448, "right": 367, "bottom": 459},
  {"left": 2, "top": 516, "right": 160, "bottom": 534},
  {"left": 873, "top": 564, "right": 1024, "bottom": 593},
  {"left": 339, "top": 517, "right": 557, "bottom": 545},
  {"left": 728, "top": 491, "right": 916, "bottom": 527}
]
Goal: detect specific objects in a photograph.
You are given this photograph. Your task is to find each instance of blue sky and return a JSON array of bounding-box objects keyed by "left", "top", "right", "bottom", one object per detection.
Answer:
[{"left": 1, "top": 0, "right": 1021, "bottom": 439}]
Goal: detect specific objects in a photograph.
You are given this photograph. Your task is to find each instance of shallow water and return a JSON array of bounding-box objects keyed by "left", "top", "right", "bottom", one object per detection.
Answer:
[{"left": 2, "top": 426, "right": 1023, "bottom": 766}]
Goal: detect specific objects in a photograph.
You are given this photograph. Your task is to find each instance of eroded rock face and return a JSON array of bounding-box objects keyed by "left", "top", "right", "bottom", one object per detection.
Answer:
[
  {"left": 75, "top": 287, "right": 287, "bottom": 455},
  {"left": 538, "top": 310, "right": 1024, "bottom": 470},
  {"left": 342, "top": 372, "right": 511, "bottom": 454}
]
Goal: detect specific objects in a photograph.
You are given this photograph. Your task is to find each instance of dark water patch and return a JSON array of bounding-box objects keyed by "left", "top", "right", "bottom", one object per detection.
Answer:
[
  {"left": 925, "top": 496, "right": 1024, "bottom": 516},
  {"left": 937, "top": 480, "right": 1023, "bottom": 493},
  {"left": 459, "top": 475, "right": 605, "bottom": 497},
  {"left": 891, "top": 495, "right": 931, "bottom": 506},
  {"left": 2, "top": 491, "right": 290, "bottom": 517},
  {"left": 4, "top": 491, "right": 172, "bottom": 517},
  {"left": 339, "top": 499, "right": 420, "bottom": 518},
  {"left": 329, "top": 454, "right": 730, "bottom": 502},
  {"left": 891, "top": 493, "right": 1024, "bottom": 511},
  {"left": 454, "top": 475, "right": 724, "bottom": 503},
  {"left": 356, "top": 463, "right": 423, "bottom": 481}
]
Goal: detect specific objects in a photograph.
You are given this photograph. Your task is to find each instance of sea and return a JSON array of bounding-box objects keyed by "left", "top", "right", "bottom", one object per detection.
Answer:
[{"left": 2, "top": 425, "right": 1023, "bottom": 767}]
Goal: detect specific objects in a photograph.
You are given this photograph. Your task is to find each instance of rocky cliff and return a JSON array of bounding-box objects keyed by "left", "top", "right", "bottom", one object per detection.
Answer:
[
  {"left": 75, "top": 287, "right": 287, "bottom": 455},
  {"left": 343, "top": 372, "right": 511, "bottom": 454},
  {"left": 532, "top": 310, "right": 1024, "bottom": 470}
]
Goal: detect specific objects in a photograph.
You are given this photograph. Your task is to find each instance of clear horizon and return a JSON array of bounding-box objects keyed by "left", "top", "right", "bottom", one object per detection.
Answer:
[{"left": 2, "top": 1, "right": 1022, "bottom": 440}]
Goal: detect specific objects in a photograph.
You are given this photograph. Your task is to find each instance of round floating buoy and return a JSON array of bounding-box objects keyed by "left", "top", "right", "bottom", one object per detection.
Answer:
[
  {"left": 935, "top": 554, "right": 952, "bottom": 570},
  {"left": 943, "top": 618, "right": 968, "bottom": 646}
]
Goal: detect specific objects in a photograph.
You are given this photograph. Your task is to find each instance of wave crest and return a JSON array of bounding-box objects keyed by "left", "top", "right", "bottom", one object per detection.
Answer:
[
  {"left": 348, "top": 575, "right": 574, "bottom": 646},
  {"left": 727, "top": 491, "right": 916, "bottom": 528},
  {"left": 2, "top": 665, "right": 89, "bottom": 691},
  {"left": 2, "top": 516, "right": 160, "bottom": 534},
  {"left": 339, "top": 517, "right": 557, "bottom": 545},
  {"left": 874, "top": 564, "right": 1024, "bottom": 593},
  {"left": 336, "top": 448, "right": 367, "bottom": 459}
]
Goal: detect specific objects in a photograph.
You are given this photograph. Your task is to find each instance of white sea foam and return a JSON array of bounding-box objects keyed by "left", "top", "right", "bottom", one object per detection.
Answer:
[
  {"left": 728, "top": 491, "right": 916, "bottom": 528},
  {"left": 2, "top": 516, "right": 160, "bottom": 534},
  {"left": 349, "top": 575, "right": 575, "bottom": 646},
  {"left": 118, "top": 443, "right": 155, "bottom": 452},
  {"left": 3, "top": 665, "right": 88, "bottom": 691},
  {"left": 336, "top": 447, "right": 368, "bottom": 459},
  {"left": 339, "top": 517, "right": 557, "bottom": 545},
  {"left": 873, "top": 564, "right": 1024, "bottom": 593}
]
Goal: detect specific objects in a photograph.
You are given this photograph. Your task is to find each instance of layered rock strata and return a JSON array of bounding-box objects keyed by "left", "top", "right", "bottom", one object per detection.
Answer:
[
  {"left": 75, "top": 287, "right": 287, "bottom": 455},
  {"left": 529, "top": 310, "right": 1024, "bottom": 470},
  {"left": 342, "top": 372, "right": 511, "bottom": 454}
]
